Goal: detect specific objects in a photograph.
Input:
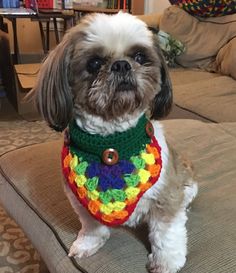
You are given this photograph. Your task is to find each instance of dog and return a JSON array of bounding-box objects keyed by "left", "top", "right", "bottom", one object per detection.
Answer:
[{"left": 33, "top": 12, "right": 198, "bottom": 273}]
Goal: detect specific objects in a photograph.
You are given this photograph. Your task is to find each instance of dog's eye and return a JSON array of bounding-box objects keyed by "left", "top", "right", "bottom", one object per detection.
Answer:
[
  {"left": 133, "top": 52, "right": 146, "bottom": 65},
  {"left": 87, "top": 57, "right": 104, "bottom": 74}
]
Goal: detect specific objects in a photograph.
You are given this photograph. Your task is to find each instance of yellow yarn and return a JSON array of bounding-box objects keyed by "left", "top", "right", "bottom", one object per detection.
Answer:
[
  {"left": 125, "top": 187, "right": 140, "bottom": 199},
  {"left": 87, "top": 190, "right": 99, "bottom": 200},
  {"left": 113, "top": 201, "right": 126, "bottom": 211},
  {"left": 138, "top": 169, "right": 151, "bottom": 184},
  {"left": 75, "top": 175, "right": 87, "bottom": 187},
  {"left": 100, "top": 202, "right": 114, "bottom": 215},
  {"left": 70, "top": 154, "right": 79, "bottom": 170},
  {"left": 141, "top": 152, "right": 155, "bottom": 165}
]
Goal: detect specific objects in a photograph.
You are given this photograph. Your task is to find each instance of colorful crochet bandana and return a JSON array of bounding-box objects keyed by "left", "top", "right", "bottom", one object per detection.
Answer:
[{"left": 61, "top": 115, "right": 162, "bottom": 226}]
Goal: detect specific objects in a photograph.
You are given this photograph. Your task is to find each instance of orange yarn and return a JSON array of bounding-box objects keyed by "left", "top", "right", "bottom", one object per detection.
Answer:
[
  {"left": 146, "top": 145, "right": 160, "bottom": 159},
  {"left": 88, "top": 200, "right": 101, "bottom": 215},
  {"left": 148, "top": 164, "right": 161, "bottom": 177},
  {"left": 77, "top": 186, "right": 87, "bottom": 199}
]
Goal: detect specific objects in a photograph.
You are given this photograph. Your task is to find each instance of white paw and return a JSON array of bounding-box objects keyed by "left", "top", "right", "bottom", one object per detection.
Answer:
[
  {"left": 68, "top": 227, "right": 110, "bottom": 258},
  {"left": 147, "top": 252, "right": 186, "bottom": 273},
  {"left": 183, "top": 180, "right": 198, "bottom": 208}
]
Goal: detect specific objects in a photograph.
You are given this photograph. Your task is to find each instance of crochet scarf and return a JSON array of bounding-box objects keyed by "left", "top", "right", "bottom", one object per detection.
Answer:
[{"left": 61, "top": 115, "right": 162, "bottom": 226}]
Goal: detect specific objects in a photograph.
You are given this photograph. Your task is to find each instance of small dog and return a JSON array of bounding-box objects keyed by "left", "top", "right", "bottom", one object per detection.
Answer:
[{"left": 34, "top": 12, "right": 198, "bottom": 273}]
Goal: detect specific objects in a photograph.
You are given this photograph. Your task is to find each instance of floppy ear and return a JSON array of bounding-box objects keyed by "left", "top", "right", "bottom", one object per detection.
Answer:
[
  {"left": 150, "top": 37, "right": 173, "bottom": 120},
  {"left": 33, "top": 36, "right": 74, "bottom": 132}
]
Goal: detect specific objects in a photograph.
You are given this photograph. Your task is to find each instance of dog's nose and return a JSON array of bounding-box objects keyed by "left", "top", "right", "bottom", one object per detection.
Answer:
[{"left": 111, "top": 60, "right": 131, "bottom": 74}]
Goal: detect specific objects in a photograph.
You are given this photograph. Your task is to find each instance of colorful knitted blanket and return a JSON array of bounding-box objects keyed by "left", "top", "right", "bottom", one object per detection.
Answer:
[
  {"left": 169, "top": 0, "right": 236, "bottom": 17},
  {"left": 61, "top": 115, "right": 162, "bottom": 226}
]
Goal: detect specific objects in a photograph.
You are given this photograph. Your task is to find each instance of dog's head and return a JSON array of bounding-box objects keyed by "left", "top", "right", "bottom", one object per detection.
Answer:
[{"left": 34, "top": 12, "right": 172, "bottom": 132}]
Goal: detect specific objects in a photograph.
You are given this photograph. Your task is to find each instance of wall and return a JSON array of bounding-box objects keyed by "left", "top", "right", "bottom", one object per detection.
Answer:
[{"left": 145, "top": 0, "right": 171, "bottom": 14}]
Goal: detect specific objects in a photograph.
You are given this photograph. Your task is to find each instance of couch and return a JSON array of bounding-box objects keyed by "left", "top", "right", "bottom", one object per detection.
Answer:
[
  {"left": 169, "top": 68, "right": 236, "bottom": 122},
  {"left": 140, "top": 6, "right": 236, "bottom": 122},
  {"left": 0, "top": 65, "right": 236, "bottom": 273},
  {"left": 140, "top": 6, "right": 236, "bottom": 80}
]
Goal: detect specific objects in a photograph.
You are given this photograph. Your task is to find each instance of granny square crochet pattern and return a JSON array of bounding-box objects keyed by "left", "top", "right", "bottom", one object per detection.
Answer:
[
  {"left": 169, "top": 0, "right": 236, "bottom": 17},
  {"left": 61, "top": 115, "right": 162, "bottom": 226}
]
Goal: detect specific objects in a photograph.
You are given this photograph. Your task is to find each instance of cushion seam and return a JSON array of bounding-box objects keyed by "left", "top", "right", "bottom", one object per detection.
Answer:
[{"left": 174, "top": 103, "right": 217, "bottom": 123}]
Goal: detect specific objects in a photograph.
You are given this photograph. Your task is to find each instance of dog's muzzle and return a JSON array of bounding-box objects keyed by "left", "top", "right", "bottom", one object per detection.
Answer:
[
  {"left": 111, "top": 60, "right": 136, "bottom": 92},
  {"left": 116, "top": 79, "right": 136, "bottom": 92}
]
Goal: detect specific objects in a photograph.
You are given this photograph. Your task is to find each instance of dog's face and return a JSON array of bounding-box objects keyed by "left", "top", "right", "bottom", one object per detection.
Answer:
[{"left": 34, "top": 12, "right": 172, "bottom": 131}]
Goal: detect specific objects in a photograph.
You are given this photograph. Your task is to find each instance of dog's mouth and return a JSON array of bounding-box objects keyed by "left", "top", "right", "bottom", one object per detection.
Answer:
[{"left": 115, "top": 80, "right": 136, "bottom": 92}]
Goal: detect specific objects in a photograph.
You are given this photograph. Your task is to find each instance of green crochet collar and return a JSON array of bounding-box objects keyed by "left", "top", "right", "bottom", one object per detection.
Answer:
[{"left": 68, "top": 115, "right": 152, "bottom": 162}]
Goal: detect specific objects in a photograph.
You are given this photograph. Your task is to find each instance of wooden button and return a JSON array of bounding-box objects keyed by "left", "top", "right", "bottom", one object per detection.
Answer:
[
  {"left": 146, "top": 121, "right": 154, "bottom": 137},
  {"left": 102, "top": 148, "right": 119, "bottom": 165}
]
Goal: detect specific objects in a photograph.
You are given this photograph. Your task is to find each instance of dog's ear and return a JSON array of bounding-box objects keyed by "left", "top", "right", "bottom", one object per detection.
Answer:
[
  {"left": 33, "top": 36, "right": 74, "bottom": 132},
  {"left": 150, "top": 36, "right": 173, "bottom": 120}
]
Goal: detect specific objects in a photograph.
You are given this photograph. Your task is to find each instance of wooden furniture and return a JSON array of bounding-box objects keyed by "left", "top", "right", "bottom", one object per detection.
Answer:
[
  {"left": 131, "top": 0, "right": 145, "bottom": 15},
  {"left": 0, "top": 29, "right": 40, "bottom": 115},
  {"left": 13, "top": 63, "right": 41, "bottom": 116},
  {"left": 73, "top": 0, "right": 144, "bottom": 15},
  {"left": 0, "top": 8, "right": 75, "bottom": 64}
]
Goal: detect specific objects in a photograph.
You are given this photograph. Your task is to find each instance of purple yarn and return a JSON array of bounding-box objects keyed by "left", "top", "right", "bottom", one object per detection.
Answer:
[
  {"left": 110, "top": 165, "right": 122, "bottom": 177},
  {"left": 111, "top": 177, "right": 125, "bottom": 190},
  {"left": 99, "top": 170, "right": 125, "bottom": 190},
  {"left": 86, "top": 162, "right": 101, "bottom": 178},
  {"left": 119, "top": 160, "right": 135, "bottom": 174},
  {"left": 99, "top": 176, "right": 112, "bottom": 191},
  {"left": 100, "top": 165, "right": 112, "bottom": 177},
  {"left": 87, "top": 160, "right": 134, "bottom": 191}
]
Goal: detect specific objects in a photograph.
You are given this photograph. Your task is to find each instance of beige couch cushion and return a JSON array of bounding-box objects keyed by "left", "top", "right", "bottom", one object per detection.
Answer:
[
  {"left": 160, "top": 6, "right": 236, "bottom": 70},
  {"left": 170, "top": 69, "right": 236, "bottom": 122},
  {"left": 0, "top": 120, "right": 236, "bottom": 273},
  {"left": 210, "top": 37, "right": 236, "bottom": 80}
]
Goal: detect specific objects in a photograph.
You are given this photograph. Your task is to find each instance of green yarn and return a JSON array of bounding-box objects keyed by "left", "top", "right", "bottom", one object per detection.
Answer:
[
  {"left": 99, "top": 190, "right": 113, "bottom": 204},
  {"left": 74, "top": 161, "right": 88, "bottom": 175},
  {"left": 99, "top": 189, "right": 127, "bottom": 204},
  {"left": 124, "top": 174, "right": 140, "bottom": 187},
  {"left": 130, "top": 156, "right": 146, "bottom": 169},
  {"left": 112, "top": 189, "right": 127, "bottom": 202},
  {"left": 85, "top": 177, "right": 99, "bottom": 191},
  {"left": 69, "top": 115, "right": 151, "bottom": 162}
]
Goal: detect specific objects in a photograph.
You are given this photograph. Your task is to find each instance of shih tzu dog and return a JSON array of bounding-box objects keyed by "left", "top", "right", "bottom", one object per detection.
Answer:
[{"left": 33, "top": 12, "right": 198, "bottom": 273}]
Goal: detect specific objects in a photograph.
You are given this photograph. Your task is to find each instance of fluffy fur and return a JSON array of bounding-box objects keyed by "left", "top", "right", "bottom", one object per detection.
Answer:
[{"left": 33, "top": 12, "right": 198, "bottom": 273}]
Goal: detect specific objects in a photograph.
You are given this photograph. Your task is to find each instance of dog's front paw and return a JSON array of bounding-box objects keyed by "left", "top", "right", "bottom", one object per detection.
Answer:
[
  {"left": 68, "top": 235, "right": 104, "bottom": 258},
  {"left": 147, "top": 253, "right": 186, "bottom": 273},
  {"left": 68, "top": 226, "right": 110, "bottom": 258}
]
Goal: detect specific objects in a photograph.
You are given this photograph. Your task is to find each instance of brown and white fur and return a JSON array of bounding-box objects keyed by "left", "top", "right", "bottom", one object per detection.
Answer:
[{"left": 33, "top": 12, "right": 198, "bottom": 273}]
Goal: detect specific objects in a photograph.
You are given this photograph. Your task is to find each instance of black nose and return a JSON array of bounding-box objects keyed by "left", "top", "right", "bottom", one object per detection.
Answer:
[{"left": 111, "top": 60, "right": 131, "bottom": 74}]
